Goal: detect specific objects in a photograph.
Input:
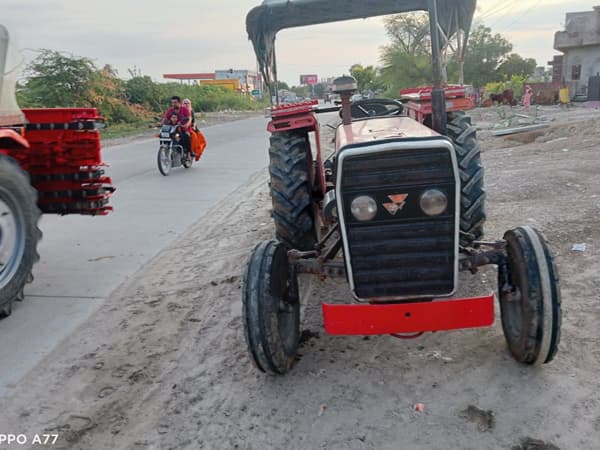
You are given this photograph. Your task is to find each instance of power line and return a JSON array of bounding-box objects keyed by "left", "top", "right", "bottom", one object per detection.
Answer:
[
  {"left": 497, "top": 0, "right": 545, "bottom": 31},
  {"left": 479, "top": 0, "right": 519, "bottom": 20},
  {"left": 485, "top": 0, "right": 525, "bottom": 26}
]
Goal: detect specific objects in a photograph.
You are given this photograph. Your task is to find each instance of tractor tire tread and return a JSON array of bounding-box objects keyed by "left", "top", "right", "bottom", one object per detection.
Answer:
[
  {"left": 0, "top": 155, "right": 42, "bottom": 318},
  {"left": 269, "top": 132, "right": 316, "bottom": 250},
  {"left": 242, "top": 240, "right": 299, "bottom": 375},
  {"left": 446, "top": 112, "right": 486, "bottom": 246}
]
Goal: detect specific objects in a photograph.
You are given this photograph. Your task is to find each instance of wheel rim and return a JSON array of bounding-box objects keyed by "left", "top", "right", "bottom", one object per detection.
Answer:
[
  {"left": 276, "top": 286, "right": 298, "bottom": 354},
  {"left": 501, "top": 280, "right": 523, "bottom": 341},
  {"left": 500, "top": 245, "right": 528, "bottom": 344},
  {"left": 0, "top": 189, "right": 25, "bottom": 290},
  {"left": 272, "top": 259, "right": 298, "bottom": 355},
  {"left": 160, "top": 147, "right": 171, "bottom": 171}
]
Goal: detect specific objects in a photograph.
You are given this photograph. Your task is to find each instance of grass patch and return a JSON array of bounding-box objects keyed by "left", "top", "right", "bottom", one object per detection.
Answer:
[{"left": 100, "top": 122, "right": 154, "bottom": 140}]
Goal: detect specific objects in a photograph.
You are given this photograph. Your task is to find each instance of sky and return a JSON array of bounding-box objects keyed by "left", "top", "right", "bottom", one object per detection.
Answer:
[{"left": 2, "top": 0, "right": 597, "bottom": 85}]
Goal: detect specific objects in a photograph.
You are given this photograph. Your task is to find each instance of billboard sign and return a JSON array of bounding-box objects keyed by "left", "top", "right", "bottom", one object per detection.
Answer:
[{"left": 300, "top": 74, "right": 319, "bottom": 85}]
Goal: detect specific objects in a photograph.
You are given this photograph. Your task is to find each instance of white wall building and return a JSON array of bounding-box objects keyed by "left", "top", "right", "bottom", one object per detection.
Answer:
[{"left": 554, "top": 6, "right": 600, "bottom": 98}]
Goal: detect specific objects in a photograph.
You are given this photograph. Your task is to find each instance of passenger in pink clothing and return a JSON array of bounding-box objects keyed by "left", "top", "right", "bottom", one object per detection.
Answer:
[
  {"left": 182, "top": 98, "right": 194, "bottom": 127},
  {"left": 523, "top": 85, "right": 533, "bottom": 110}
]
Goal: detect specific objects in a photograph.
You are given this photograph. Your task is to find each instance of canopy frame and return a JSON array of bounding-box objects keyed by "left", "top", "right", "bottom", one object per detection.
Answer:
[{"left": 247, "top": 0, "right": 475, "bottom": 93}]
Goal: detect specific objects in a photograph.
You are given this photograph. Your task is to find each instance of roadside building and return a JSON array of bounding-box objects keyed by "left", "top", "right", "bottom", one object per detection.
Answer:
[
  {"left": 548, "top": 55, "right": 564, "bottom": 84},
  {"left": 554, "top": 5, "right": 600, "bottom": 100},
  {"left": 162, "top": 73, "right": 215, "bottom": 85},
  {"left": 163, "top": 70, "right": 262, "bottom": 95},
  {"left": 215, "top": 70, "right": 260, "bottom": 94}
]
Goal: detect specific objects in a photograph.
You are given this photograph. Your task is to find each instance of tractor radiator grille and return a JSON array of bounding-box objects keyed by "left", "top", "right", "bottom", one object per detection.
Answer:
[{"left": 338, "top": 145, "right": 458, "bottom": 300}]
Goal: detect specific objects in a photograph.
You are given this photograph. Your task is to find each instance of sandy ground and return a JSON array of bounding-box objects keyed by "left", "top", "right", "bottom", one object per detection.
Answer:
[{"left": 1, "top": 105, "right": 599, "bottom": 450}]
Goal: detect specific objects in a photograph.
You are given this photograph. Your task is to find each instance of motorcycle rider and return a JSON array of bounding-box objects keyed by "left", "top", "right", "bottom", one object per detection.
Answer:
[
  {"left": 163, "top": 96, "right": 191, "bottom": 152},
  {"left": 168, "top": 112, "right": 179, "bottom": 126}
]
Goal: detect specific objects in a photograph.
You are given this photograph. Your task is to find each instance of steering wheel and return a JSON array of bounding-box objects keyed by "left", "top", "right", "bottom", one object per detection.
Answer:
[{"left": 346, "top": 99, "right": 404, "bottom": 119}]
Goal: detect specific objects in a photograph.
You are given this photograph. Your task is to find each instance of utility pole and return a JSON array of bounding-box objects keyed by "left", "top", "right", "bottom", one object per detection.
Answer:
[{"left": 428, "top": 0, "right": 447, "bottom": 135}]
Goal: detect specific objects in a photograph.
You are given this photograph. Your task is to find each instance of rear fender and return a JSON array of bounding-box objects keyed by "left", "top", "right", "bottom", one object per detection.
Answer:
[{"left": 0, "top": 128, "right": 29, "bottom": 153}]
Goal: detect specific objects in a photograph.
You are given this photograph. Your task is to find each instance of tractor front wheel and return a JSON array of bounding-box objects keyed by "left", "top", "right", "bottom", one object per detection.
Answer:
[
  {"left": 446, "top": 112, "right": 486, "bottom": 246},
  {"left": 0, "top": 155, "right": 41, "bottom": 318},
  {"left": 242, "top": 240, "right": 300, "bottom": 374},
  {"left": 498, "top": 226, "right": 561, "bottom": 365},
  {"left": 269, "top": 131, "right": 316, "bottom": 250}
]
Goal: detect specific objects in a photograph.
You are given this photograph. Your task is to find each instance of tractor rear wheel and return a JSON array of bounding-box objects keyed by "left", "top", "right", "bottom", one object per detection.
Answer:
[
  {"left": 0, "top": 155, "right": 41, "bottom": 318},
  {"left": 269, "top": 131, "right": 316, "bottom": 251},
  {"left": 498, "top": 226, "right": 561, "bottom": 365},
  {"left": 242, "top": 240, "right": 300, "bottom": 374},
  {"left": 446, "top": 112, "right": 486, "bottom": 246}
]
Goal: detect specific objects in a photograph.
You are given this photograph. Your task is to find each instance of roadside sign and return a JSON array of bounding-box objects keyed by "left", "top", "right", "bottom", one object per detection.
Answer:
[
  {"left": 300, "top": 74, "right": 318, "bottom": 85},
  {"left": 252, "top": 89, "right": 261, "bottom": 96}
]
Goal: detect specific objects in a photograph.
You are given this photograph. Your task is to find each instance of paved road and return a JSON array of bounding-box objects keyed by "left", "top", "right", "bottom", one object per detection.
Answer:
[{"left": 0, "top": 117, "right": 268, "bottom": 396}]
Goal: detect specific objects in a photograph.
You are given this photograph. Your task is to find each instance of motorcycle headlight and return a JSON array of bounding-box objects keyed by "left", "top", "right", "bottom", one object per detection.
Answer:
[
  {"left": 350, "top": 195, "right": 378, "bottom": 221},
  {"left": 420, "top": 189, "right": 448, "bottom": 216}
]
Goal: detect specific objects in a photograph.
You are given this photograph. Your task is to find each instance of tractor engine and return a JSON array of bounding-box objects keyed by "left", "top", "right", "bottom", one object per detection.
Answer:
[{"left": 334, "top": 117, "right": 459, "bottom": 300}]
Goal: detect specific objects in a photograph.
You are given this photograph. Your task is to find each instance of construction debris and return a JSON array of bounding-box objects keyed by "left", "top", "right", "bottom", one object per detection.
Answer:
[{"left": 493, "top": 124, "right": 550, "bottom": 136}]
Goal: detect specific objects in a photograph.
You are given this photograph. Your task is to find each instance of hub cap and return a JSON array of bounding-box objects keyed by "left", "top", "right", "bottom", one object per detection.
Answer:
[{"left": 276, "top": 284, "right": 298, "bottom": 354}]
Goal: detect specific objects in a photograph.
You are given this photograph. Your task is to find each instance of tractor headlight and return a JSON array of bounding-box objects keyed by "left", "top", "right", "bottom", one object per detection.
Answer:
[
  {"left": 420, "top": 189, "right": 448, "bottom": 216},
  {"left": 351, "top": 195, "right": 378, "bottom": 221}
]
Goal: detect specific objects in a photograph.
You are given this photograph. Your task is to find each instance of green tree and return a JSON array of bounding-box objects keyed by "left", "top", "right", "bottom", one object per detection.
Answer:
[
  {"left": 276, "top": 81, "right": 290, "bottom": 91},
  {"left": 452, "top": 24, "right": 513, "bottom": 87},
  {"left": 21, "top": 50, "right": 97, "bottom": 107},
  {"left": 90, "top": 64, "right": 138, "bottom": 124},
  {"left": 498, "top": 53, "right": 537, "bottom": 79},
  {"left": 383, "top": 13, "right": 430, "bottom": 56},
  {"left": 290, "top": 85, "right": 309, "bottom": 97},
  {"left": 313, "top": 82, "right": 327, "bottom": 98},
  {"left": 380, "top": 50, "right": 432, "bottom": 94},
  {"left": 125, "top": 75, "right": 161, "bottom": 111},
  {"left": 349, "top": 64, "right": 383, "bottom": 92},
  {"left": 17, "top": 49, "right": 266, "bottom": 126},
  {"left": 379, "top": 12, "right": 433, "bottom": 95}
]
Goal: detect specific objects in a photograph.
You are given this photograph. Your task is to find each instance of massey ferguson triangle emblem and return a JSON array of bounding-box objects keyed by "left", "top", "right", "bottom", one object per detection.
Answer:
[{"left": 382, "top": 194, "right": 408, "bottom": 216}]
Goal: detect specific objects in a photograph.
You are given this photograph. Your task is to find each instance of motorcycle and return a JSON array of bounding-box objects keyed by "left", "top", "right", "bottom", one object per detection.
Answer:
[{"left": 157, "top": 124, "right": 193, "bottom": 176}]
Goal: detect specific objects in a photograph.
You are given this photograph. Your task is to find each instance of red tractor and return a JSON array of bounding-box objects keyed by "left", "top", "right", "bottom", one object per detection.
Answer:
[
  {"left": 241, "top": 0, "right": 561, "bottom": 375},
  {"left": 0, "top": 26, "right": 114, "bottom": 317}
]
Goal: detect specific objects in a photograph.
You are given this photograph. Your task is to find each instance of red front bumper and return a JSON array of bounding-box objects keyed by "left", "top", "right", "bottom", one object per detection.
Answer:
[{"left": 322, "top": 293, "right": 495, "bottom": 335}]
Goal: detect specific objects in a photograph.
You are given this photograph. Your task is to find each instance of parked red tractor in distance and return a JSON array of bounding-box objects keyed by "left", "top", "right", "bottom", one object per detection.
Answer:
[{"left": 0, "top": 25, "right": 115, "bottom": 318}]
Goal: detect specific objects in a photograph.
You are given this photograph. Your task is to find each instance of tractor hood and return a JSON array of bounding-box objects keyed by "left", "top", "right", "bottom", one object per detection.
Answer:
[{"left": 247, "top": 0, "right": 476, "bottom": 91}]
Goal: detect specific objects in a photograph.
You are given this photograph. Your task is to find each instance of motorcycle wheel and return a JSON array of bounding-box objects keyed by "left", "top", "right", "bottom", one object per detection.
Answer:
[
  {"left": 158, "top": 145, "right": 171, "bottom": 176},
  {"left": 183, "top": 151, "right": 193, "bottom": 169}
]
